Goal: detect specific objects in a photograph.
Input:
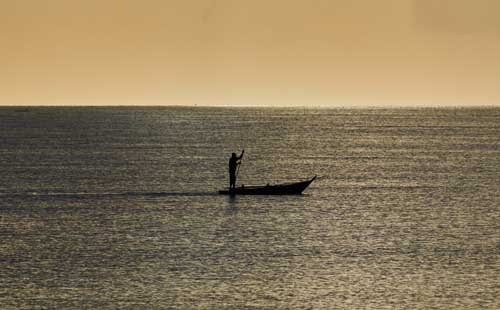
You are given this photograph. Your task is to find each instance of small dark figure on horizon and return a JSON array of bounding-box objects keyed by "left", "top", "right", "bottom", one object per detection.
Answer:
[{"left": 229, "top": 150, "right": 244, "bottom": 191}]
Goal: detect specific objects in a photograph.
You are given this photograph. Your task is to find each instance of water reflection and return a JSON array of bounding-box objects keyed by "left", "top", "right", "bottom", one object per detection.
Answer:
[{"left": 1, "top": 107, "right": 499, "bottom": 308}]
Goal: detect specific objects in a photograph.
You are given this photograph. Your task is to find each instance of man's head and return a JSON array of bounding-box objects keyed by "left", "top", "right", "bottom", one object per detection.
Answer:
[{"left": 231, "top": 153, "right": 236, "bottom": 158}]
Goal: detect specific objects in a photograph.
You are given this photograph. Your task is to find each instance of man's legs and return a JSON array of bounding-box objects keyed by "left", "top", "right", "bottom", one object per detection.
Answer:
[{"left": 230, "top": 174, "right": 236, "bottom": 189}]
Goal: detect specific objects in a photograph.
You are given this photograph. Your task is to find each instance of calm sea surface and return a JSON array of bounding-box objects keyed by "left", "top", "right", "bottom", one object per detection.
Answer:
[{"left": 1, "top": 107, "right": 499, "bottom": 309}]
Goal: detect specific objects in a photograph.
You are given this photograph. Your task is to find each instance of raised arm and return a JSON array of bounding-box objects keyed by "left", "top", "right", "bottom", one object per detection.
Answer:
[{"left": 237, "top": 149, "right": 245, "bottom": 160}]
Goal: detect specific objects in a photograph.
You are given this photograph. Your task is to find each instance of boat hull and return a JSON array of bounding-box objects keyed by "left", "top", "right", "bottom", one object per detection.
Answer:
[{"left": 219, "top": 176, "right": 316, "bottom": 195}]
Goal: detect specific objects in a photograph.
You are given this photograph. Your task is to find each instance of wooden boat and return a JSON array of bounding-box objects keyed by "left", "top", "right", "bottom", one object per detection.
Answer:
[{"left": 219, "top": 176, "right": 316, "bottom": 195}]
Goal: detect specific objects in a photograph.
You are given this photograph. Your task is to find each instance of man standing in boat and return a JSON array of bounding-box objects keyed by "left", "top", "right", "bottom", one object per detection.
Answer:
[{"left": 229, "top": 149, "right": 244, "bottom": 191}]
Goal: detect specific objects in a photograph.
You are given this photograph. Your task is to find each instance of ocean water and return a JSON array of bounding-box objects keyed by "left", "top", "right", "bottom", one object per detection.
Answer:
[{"left": 0, "top": 107, "right": 498, "bottom": 309}]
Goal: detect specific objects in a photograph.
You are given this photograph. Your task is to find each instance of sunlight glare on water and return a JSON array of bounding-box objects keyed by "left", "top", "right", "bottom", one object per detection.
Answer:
[{"left": 0, "top": 107, "right": 499, "bottom": 308}]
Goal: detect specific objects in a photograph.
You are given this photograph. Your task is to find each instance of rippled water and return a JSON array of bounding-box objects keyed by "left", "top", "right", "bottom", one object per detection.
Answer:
[{"left": 1, "top": 107, "right": 499, "bottom": 309}]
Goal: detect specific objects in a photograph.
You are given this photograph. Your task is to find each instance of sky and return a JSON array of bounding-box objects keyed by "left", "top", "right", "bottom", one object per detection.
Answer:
[{"left": 1, "top": 0, "right": 500, "bottom": 106}]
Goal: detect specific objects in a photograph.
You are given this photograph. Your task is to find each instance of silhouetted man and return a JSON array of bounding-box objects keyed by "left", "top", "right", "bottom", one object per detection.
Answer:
[{"left": 229, "top": 150, "right": 244, "bottom": 191}]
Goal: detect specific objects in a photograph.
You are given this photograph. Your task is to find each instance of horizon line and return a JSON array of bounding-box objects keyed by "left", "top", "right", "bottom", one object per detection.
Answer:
[{"left": 1, "top": 104, "right": 499, "bottom": 109}]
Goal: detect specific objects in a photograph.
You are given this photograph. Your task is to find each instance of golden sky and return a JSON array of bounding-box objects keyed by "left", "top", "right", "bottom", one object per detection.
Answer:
[{"left": 1, "top": 0, "right": 500, "bottom": 106}]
